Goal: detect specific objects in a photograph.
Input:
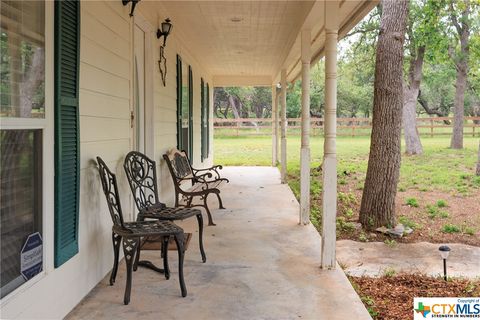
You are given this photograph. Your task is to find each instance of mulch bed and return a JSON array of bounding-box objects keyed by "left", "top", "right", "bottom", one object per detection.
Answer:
[{"left": 349, "top": 274, "right": 480, "bottom": 320}]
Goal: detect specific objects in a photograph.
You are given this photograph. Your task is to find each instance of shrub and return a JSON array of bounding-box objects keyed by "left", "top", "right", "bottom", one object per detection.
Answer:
[
  {"left": 338, "top": 192, "right": 357, "bottom": 206},
  {"left": 464, "top": 227, "right": 475, "bottom": 236},
  {"left": 472, "top": 176, "right": 480, "bottom": 187},
  {"left": 442, "top": 224, "right": 460, "bottom": 233},
  {"left": 459, "top": 173, "right": 470, "bottom": 180},
  {"left": 384, "top": 239, "right": 397, "bottom": 247},
  {"left": 358, "top": 232, "right": 368, "bottom": 242},
  {"left": 336, "top": 217, "right": 356, "bottom": 232},
  {"left": 426, "top": 205, "right": 439, "bottom": 219},
  {"left": 436, "top": 200, "right": 448, "bottom": 208},
  {"left": 439, "top": 210, "right": 449, "bottom": 218},
  {"left": 405, "top": 197, "right": 419, "bottom": 207},
  {"left": 399, "top": 216, "right": 420, "bottom": 229},
  {"left": 384, "top": 267, "right": 396, "bottom": 277},
  {"left": 344, "top": 208, "right": 354, "bottom": 218}
]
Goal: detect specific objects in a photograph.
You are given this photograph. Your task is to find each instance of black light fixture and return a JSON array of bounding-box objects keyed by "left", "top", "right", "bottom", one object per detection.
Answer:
[
  {"left": 157, "top": 18, "right": 173, "bottom": 87},
  {"left": 122, "top": 0, "right": 140, "bottom": 17},
  {"left": 438, "top": 245, "right": 451, "bottom": 281},
  {"left": 157, "top": 18, "right": 173, "bottom": 46}
]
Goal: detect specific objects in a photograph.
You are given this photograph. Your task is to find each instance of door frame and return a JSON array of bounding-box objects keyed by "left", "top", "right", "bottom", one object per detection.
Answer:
[{"left": 132, "top": 14, "right": 154, "bottom": 159}]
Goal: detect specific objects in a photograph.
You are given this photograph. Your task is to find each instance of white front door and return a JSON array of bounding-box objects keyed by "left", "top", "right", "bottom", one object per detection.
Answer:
[
  {"left": 129, "top": 16, "right": 153, "bottom": 220},
  {"left": 133, "top": 23, "right": 146, "bottom": 153}
]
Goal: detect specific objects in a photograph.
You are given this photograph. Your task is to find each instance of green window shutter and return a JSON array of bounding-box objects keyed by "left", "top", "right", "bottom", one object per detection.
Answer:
[
  {"left": 206, "top": 83, "right": 210, "bottom": 157},
  {"left": 188, "top": 66, "right": 193, "bottom": 161},
  {"left": 200, "top": 78, "right": 205, "bottom": 162},
  {"left": 54, "top": 0, "right": 81, "bottom": 268},
  {"left": 176, "top": 55, "right": 182, "bottom": 149}
]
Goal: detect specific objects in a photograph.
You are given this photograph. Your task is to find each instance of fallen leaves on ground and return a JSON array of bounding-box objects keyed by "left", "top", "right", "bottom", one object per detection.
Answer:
[{"left": 349, "top": 274, "right": 480, "bottom": 320}]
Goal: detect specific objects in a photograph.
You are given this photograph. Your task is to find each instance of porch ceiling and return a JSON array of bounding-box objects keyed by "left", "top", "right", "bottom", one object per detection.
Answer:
[{"left": 144, "top": 0, "right": 378, "bottom": 86}]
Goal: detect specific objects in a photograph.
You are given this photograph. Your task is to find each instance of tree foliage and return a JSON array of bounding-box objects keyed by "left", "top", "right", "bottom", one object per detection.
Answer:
[
  {"left": 212, "top": 0, "right": 479, "bottom": 128},
  {"left": 214, "top": 86, "right": 272, "bottom": 119}
]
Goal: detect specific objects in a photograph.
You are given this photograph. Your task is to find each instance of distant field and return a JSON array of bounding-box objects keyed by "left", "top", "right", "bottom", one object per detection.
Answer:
[
  {"left": 214, "top": 135, "right": 480, "bottom": 193},
  {"left": 213, "top": 126, "right": 466, "bottom": 137}
]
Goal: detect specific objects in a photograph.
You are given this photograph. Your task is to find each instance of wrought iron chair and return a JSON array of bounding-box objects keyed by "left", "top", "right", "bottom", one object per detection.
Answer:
[
  {"left": 163, "top": 149, "right": 227, "bottom": 226},
  {"left": 123, "top": 151, "right": 206, "bottom": 263},
  {"left": 96, "top": 156, "right": 187, "bottom": 305}
]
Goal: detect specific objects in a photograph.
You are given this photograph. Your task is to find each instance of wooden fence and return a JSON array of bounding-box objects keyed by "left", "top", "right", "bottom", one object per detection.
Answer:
[{"left": 213, "top": 117, "right": 480, "bottom": 137}]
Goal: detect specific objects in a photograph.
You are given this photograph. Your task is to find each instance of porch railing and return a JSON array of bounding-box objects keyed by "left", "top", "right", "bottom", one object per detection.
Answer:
[{"left": 213, "top": 116, "right": 480, "bottom": 137}]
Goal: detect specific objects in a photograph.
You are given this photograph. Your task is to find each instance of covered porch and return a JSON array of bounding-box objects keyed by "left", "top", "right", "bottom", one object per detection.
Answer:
[
  {"left": 67, "top": 167, "right": 371, "bottom": 319},
  {"left": 0, "top": 1, "right": 379, "bottom": 318}
]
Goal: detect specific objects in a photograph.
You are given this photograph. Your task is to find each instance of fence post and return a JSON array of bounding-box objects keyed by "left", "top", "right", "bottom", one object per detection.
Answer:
[{"left": 430, "top": 119, "right": 434, "bottom": 138}]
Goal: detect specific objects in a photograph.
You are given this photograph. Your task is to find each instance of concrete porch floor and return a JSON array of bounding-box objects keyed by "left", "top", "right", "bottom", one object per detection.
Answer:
[{"left": 67, "top": 167, "right": 371, "bottom": 320}]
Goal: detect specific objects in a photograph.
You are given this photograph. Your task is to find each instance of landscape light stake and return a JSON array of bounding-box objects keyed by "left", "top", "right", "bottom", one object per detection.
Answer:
[{"left": 438, "top": 245, "right": 451, "bottom": 281}]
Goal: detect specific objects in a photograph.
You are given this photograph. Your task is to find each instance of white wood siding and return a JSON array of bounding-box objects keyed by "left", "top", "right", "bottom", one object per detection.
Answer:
[{"left": 1, "top": 1, "right": 214, "bottom": 318}]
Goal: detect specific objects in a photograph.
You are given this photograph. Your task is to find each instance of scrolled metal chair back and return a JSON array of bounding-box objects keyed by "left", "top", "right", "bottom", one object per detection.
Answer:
[
  {"left": 123, "top": 151, "right": 159, "bottom": 211},
  {"left": 172, "top": 151, "right": 193, "bottom": 179},
  {"left": 96, "top": 156, "right": 125, "bottom": 228}
]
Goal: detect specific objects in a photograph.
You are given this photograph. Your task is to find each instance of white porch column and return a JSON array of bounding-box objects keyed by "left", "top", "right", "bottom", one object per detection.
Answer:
[
  {"left": 300, "top": 29, "right": 311, "bottom": 225},
  {"left": 280, "top": 69, "right": 287, "bottom": 184},
  {"left": 272, "top": 85, "right": 278, "bottom": 166},
  {"left": 321, "top": 2, "right": 338, "bottom": 269}
]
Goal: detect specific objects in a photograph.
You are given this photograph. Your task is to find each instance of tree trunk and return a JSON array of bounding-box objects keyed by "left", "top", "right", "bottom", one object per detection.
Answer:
[
  {"left": 360, "top": 0, "right": 408, "bottom": 229},
  {"left": 476, "top": 141, "right": 480, "bottom": 176},
  {"left": 449, "top": 0, "right": 470, "bottom": 149},
  {"left": 228, "top": 95, "right": 241, "bottom": 119},
  {"left": 450, "top": 64, "right": 467, "bottom": 148},
  {"left": 403, "top": 46, "right": 424, "bottom": 155},
  {"left": 20, "top": 48, "right": 45, "bottom": 118}
]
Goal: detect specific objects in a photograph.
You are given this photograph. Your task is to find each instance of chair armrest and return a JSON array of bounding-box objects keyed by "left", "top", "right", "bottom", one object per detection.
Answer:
[
  {"left": 193, "top": 172, "right": 213, "bottom": 183},
  {"left": 191, "top": 165, "right": 224, "bottom": 181},
  {"left": 192, "top": 164, "right": 223, "bottom": 172}
]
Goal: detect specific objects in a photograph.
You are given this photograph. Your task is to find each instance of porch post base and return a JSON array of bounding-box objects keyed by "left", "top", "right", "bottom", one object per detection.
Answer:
[{"left": 300, "top": 147, "right": 311, "bottom": 225}]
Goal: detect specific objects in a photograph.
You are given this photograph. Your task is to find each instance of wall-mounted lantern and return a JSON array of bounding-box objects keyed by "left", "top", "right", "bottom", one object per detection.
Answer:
[
  {"left": 157, "top": 18, "right": 173, "bottom": 87},
  {"left": 157, "top": 18, "right": 173, "bottom": 46},
  {"left": 122, "top": 0, "right": 140, "bottom": 17}
]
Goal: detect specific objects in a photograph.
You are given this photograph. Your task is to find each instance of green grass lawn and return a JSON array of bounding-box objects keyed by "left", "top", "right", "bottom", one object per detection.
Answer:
[
  {"left": 215, "top": 134, "right": 480, "bottom": 241},
  {"left": 214, "top": 135, "right": 480, "bottom": 194}
]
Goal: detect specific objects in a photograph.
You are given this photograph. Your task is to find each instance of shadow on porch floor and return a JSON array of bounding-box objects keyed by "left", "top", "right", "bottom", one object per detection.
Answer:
[{"left": 67, "top": 167, "right": 371, "bottom": 320}]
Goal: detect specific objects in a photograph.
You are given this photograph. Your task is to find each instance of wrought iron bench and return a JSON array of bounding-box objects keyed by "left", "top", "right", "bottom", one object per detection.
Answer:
[
  {"left": 163, "top": 149, "right": 228, "bottom": 226},
  {"left": 123, "top": 151, "right": 207, "bottom": 263},
  {"left": 96, "top": 156, "right": 187, "bottom": 305}
]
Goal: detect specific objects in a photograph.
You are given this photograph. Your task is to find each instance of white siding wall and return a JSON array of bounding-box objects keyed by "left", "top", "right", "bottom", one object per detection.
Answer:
[
  {"left": 1, "top": 1, "right": 213, "bottom": 318},
  {"left": 137, "top": 5, "right": 213, "bottom": 205}
]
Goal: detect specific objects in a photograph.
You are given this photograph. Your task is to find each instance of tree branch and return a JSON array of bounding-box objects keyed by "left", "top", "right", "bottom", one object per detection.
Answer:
[
  {"left": 345, "top": 26, "right": 378, "bottom": 38},
  {"left": 449, "top": 1, "right": 463, "bottom": 36},
  {"left": 417, "top": 90, "right": 451, "bottom": 124}
]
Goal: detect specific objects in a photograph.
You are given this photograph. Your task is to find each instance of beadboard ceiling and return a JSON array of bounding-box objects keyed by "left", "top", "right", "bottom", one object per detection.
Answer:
[{"left": 141, "top": 0, "right": 378, "bottom": 86}]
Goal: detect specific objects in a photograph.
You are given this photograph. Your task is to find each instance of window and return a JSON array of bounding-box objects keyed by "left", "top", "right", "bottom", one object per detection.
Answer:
[
  {"left": 0, "top": 0, "right": 45, "bottom": 299},
  {"left": 201, "top": 78, "right": 207, "bottom": 161},
  {"left": 206, "top": 83, "right": 210, "bottom": 156},
  {"left": 176, "top": 55, "right": 193, "bottom": 160}
]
